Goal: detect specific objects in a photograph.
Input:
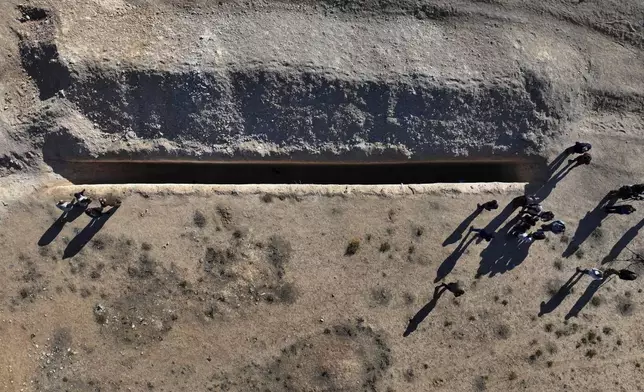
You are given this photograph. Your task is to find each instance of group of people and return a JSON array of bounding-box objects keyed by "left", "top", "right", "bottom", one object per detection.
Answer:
[
  {"left": 603, "top": 183, "right": 644, "bottom": 215},
  {"left": 434, "top": 141, "right": 640, "bottom": 302},
  {"left": 470, "top": 195, "right": 565, "bottom": 243},
  {"left": 55, "top": 189, "right": 120, "bottom": 219},
  {"left": 566, "top": 141, "right": 593, "bottom": 167}
]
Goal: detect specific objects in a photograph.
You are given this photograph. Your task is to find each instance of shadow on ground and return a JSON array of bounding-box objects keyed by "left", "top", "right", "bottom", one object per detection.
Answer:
[
  {"left": 565, "top": 279, "right": 605, "bottom": 320},
  {"left": 63, "top": 206, "right": 120, "bottom": 259},
  {"left": 602, "top": 217, "right": 644, "bottom": 264},
  {"left": 562, "top": 192, "right": 617, "bottom": 258},
  {"left": 476, "top": 211, "right": 531, "bottom": 277},
  {"left": 403, "top": 286, "right": 446, "bottom": 337},
  {"left": 524, "top": 149, "right": 575, "bottom": 201},
  {"left": 38, "top": 206, "right": 87, "bottom": 246},
  {"left": 435, "top": 233, "right": 475, "bottom": 282},
  {"left": 538, "top": 271, "right": 584, "bottom": 316},
  {"left": 442, "top": 208, "right": 481, "bottom": 246}
]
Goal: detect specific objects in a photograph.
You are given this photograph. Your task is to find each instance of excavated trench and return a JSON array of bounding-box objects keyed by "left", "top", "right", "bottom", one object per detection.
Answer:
[
  {"left": 47, "top": 159, "right": 542, "bottom": 185},
  {"left": 19, "top": 5, "right": 557, "bottom": 185}
]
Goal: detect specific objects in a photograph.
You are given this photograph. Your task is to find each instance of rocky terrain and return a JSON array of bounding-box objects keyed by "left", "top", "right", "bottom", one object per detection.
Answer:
[{"left": 0, "top": 0, "right": 643, "bottom": 391}]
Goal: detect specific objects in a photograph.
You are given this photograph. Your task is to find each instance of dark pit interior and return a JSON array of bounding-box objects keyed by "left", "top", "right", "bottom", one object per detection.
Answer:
[{"left": 48, "top": 160, "right": 543, "bottom": 185}]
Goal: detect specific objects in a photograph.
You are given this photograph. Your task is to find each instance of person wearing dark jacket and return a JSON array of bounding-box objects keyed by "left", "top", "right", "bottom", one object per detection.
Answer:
[
  {"left": 568, "top": 153, "right": 592, "bottom": 167},
  {"left": 439, "top": 281, "right": 465, "bottom": 297},
  {"left": 568, "top": 142, "right": 592, "bottom": 154},
  {"left": 477, "top": 200, "right": 499, "bottom": 211}
]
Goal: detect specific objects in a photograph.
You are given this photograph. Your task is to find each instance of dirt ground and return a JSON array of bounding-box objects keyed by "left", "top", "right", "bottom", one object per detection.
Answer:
[
  {"left": 2, "top": 143, "right": 644, "bottom": 391},
  {"left": 0, "top": 0, "right": 643, "bottom": 391}
]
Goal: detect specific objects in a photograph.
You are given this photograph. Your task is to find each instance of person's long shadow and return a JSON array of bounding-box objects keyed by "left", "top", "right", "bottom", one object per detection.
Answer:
[
  {"left": 483, "top": 201, "right": 518, "bottom": 233},
  {"left": 63, "top": 206, "right": 120, "bottom": 259},
  {"left": 435, "top": 233, "right": 475, "bottom": 282},
  {"left": 562, "top": 192, "right": 617, "bottom": 257},
  {"left": 523, "top": 149, "right": 573, "bottom": 201},
  {"left": 602, "top": 217, "right": 644, "bottom": 264},
  {"left": 547, "top": 149, "right": 571, "bottom": 175},
  {"left": 565, "top": 279, "right": 605, "bottom": 320},
  {"left": 538, "top": 271, "right": 584, "bottom": 316},
  {"left": 403, "top": 286, "right": 446, "bottom": 337},
  {"left": 476, "top": 214, "right": 529, "bottom": 277},
  {"left": 443, "top": 208, "right": 481, "bottom": 246},
  {"left": 38, "top": 206, "right": 87, "bottom": 246},
  {"left": 529, "top": 162, "right": 577, "bottom": 201}
]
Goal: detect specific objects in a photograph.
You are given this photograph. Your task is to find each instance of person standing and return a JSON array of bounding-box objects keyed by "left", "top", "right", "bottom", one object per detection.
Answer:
[
  {"left": 577, "top": 267, "right": 604, "bottom": 281},
  {"left": 568, "top": 142, "right": 592, "bottom": 154},
  {"left": 568, "top": 153, "right": 592, "bottom": 167},
  {"left": 470, "top": 227, "right": 495, "bottom": 242},
  {"left": 542, "top": 220, "right": 565, "bottom": 234},
  {"left": 56, "top": 200, "right": 74, "bottom": 213},
  {"left": 477, "top": 200, "right": 499, "bottom": 211},
  {"left": 439, "top": 281, "right": 465, "bottom": 297},
  {"left": 525, "top": 203, "right": 543, "bottom": 217},
  {"left": 73, "top": 189, "right": 91, "bottom": 206},
  {"left": 528, "top": 230, "right": 547, "bottom": 241}
]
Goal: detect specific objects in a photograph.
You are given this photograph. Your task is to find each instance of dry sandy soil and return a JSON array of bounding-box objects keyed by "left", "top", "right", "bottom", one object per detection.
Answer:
[{"left": 0, "top": 0, "right": 643, "bottom": 391}]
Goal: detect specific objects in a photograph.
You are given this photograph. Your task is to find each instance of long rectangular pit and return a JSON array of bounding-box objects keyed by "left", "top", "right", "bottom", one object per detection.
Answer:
[{"left": 48, "top": 160, "right": 542, "bottom": 185}]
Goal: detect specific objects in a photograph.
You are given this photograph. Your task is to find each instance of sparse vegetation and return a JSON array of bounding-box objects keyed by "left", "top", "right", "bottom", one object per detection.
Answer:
[
  {"left": 403, "top": 292, "right": 415, "bottom": 304},
  {"left": 586, "top": 330, "right": 600, "bottom": 344},
  {"left": 379, "top": 242, "right": 391, "bottom": 252},
  {"left": 193, "top": 210, "right": 207, "bottom": 228},
  {"left": 371, "top": 287, "right": 392, "bottom": 306},
  {"left": 267, "top": 236, "right": 292, "bottom": 278},
  {"left": 261, "top": 193, "right": 273, "bottom": 203},
  {"left": 553, "top": 259, "right": 563, "bottom": 270},
  {"left": 91, "top": 236, "right": 107, "bottom": 250},
  {"left": 546, "top": 279, "right": 563, "bottom": 296},
  {"left": 585, "top": 349, "right": 597, "bottom": 358},
  {"left": 346, "top": 238, "right": 361, "bottom": 255},
  {"left": 474, "top": 375, "right": 487, "bottom": 391},
  {"left": 495, "top": 324, "right": 511, "bottom": 339},
  {"left": 93, "top": 304, "right": 107, "bottom": 324},
  {"left": 618, "top": 300, "right": 635, "bottom": 316},
  {"left": 277, "top": 283, "right": 298, "bottom": 304},
  {"left": 574, "top": 248, "right": 585, "bottom": 259},
  {"left": 508, "top": 371, "right": 517, "bottom": 381},
  {"left": 404, "top": 368, "right": 415, "bottom": 382},
  {"left": 128, "top": 252, "right": 156, "bottom": 279},
  {"left": 546, "top": 342, "right": 558, "bottom": 354},
  {"left": 590, "top": 228, "right": 604, "bottom": 241},
  {"left": 545, "top": 323, "right": 554, "bottom": 333},
  {"left": 141, "top": 242, "right": 152, "bottom": 251},
  {"left": 216, "top": 206, "right": 233, "bottom": 227},
  {"left": 590, "top": 296, "right": 602, "bottom": 307}
]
